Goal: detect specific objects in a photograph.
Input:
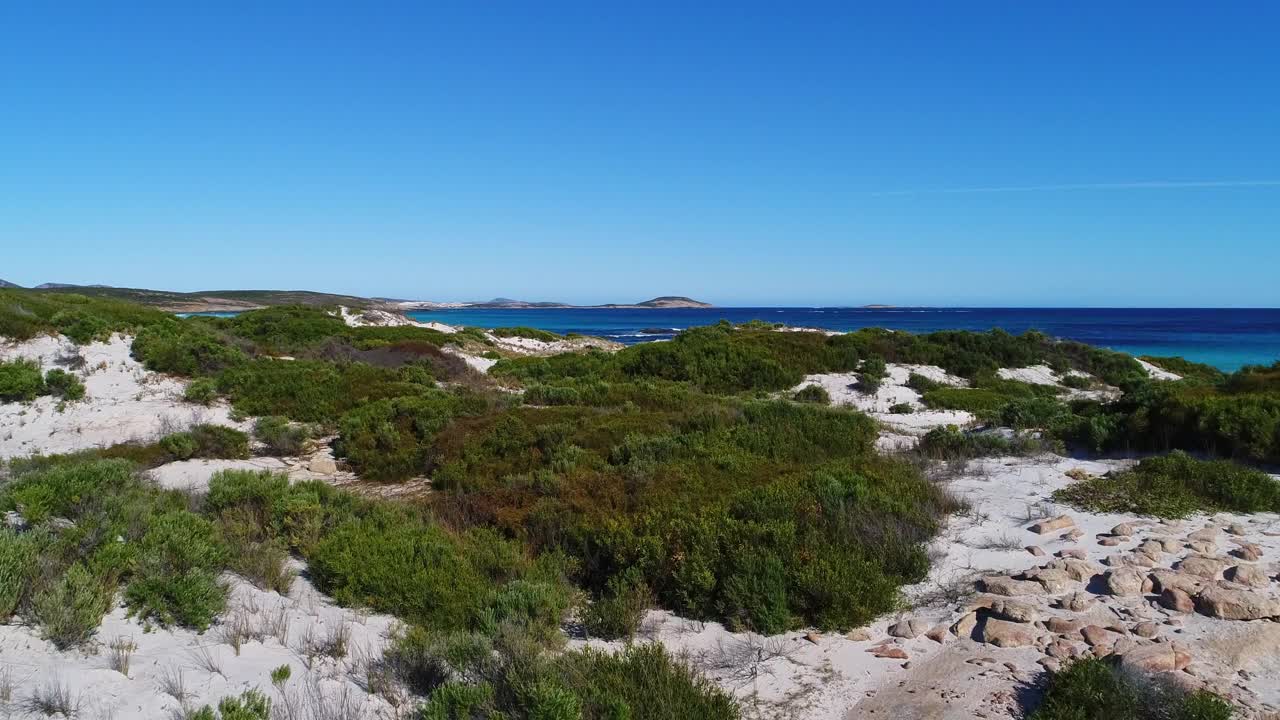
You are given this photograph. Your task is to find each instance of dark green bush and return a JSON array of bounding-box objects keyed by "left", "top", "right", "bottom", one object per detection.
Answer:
[
  {"left": 159, "top": 425, "right": 248, "bottom": 460},
  {"left": 859, "top": 356, "right": 887, "bottom": 392},
  {"left": 492, "top": 326, "right": 561, "bottom": 343},
  {"left": 43, "top": 368, "right": 85, "bottom": 400},
  {"left": 0, "top": 358, "right": 45, "bottom": 401},
  {"left": 905, "top": 372, "right": 943, "bottom": 392},
  {"left": 31, "top": 563, "right": 114, "bottom": 648},
  {"left": 792, "top": 384, "right": 830, "bottom": 404},
  {"left": 0, "top": 529, "right": 37, "bottom": 619},
  {"left": 889, "top": 402, "right": 913, "bottom": 414},
  {"left": 1029, "top": 657, "right": 1232, "bottom": 720},
  {"left": 226, "top": 305, "right": 349, "bottom": 354},
  {"left": 125, "top": 511, "right": 227, "bottom": 629},
  {"left": 161, "top": 431, "right": 199, "bottom": 460},
  {"left": 1054, "top": 451, "right": 1280, "bottom": 518},
  {"left": 132, "top": 321, "right": 247, "bottom": 376},
  {"left": 253, "top": 415, "right": 313, "bottom": 456},
  {"left": 558, "top": 643, "right": 739, "bottom": 720},
  {"left": 582, "top": 572, "right": 653, "bottom": 641},
  {"left": 184, "top": 378, "right": 219, "bottom": 405},
  {"left": 336, "top": 391, "right": 478, "bottom": 481},
  {"left": 917, "top": 426, "right": 1055, "bottom": 460}
]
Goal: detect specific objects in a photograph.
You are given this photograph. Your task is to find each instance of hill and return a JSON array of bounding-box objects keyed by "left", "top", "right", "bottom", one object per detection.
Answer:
[{"left": 29, "top": 284, "right": 373, "bottom": 312}]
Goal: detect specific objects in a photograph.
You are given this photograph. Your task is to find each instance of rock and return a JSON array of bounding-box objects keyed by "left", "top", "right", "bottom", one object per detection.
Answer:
[
  {"left": 846, "top": 628, "right": 872, "bottom": 641},
  {"left": 1112, "top": 522, "right": 1137, "bottom": 537},
  {"left": 1056, "top": 591, "right": 1096, "bottom": 612},
  {"left": 2, "top": 510, "right": 26, "bottom": 531},
  {"left": 1231, "top": 543, "right": 1262, "bottom": 562},
  {"left": 1023, "top": 567, "right": 1075, "bottom": 594},
  {"left": 1195, "top": 586, "right": 1280, "bottom": 620},
  {"left": 1026, "top": 545, "right": 1045, "bottom": 557},
  {"left": 989, "top": 599, "right": 1037, "bottom": 623},
  {"left": 1047, "top": 617, "right": 1086, "bottom": 634},
  {"left": 1159, "top": 588, "right": 1195, "bottom": 613},
  {"left": 1061, "top": 528, "right": 1084, "bottom": 542},
  {"left": 1176, "top": 555, "right": 1227, "bottom": 579},
  {"left": 1187, "top": 541, "right": 1218, "bottom": 555},
  {"left": 1057, "top": 547, "right": 1088, "bottom": 560},
  {"left": 1226, "top": 522, "right": 1247, "bottom": 536},
  {"left": 1130, "top": 550, "right": 1160, "bottom": 568},
  {"left": 1105, "top": 567, "right": 1147, "bottom": 596},
  {"left": 1045, "top": 639, "right": 1077, "bottom": 659},
  {"left": 1038, "top": 657, "right": 1061, "bottom": 673},
  {"left": 48, "top": 517, "right": 75, "bottom": 531},
  {"left": 1080, "top": 625, "right": 1116, "bottom": 648},
  {"left": 1188, "top": 528, "right": 1219, "bottom": 543},
  {"left": 1226, "top": 564, "right": 1270, "bottom": 588},
  {"left": 888, "top": 618, "right": 928, "bottom": 639},
  {"left": 980, "top": 576, "right": 1046, "bottom": 597},
  {"left": 925, "top": 624, "right": 949, "bottom": 643},
  {"left": 308, "top": 457, "right": 338, "bottom": 474},
  {"left": 1048, "top": 558, "right": 1099, "bottom": 582},
  {"left": 868, "top": 645, "right": 909, "bottom": 660},
  {"left": 1098, "top": 537, "right": 1123, "bottom": 547},
  {"left": 951, "top": 612, "right": 979, "bottom": 639},
  {"left": 980, "top": 618, "right": 1038, "bottom": 648},
  {"left": 1133, "top": 621, "right": 1160, "bottom": 638},
  {"left": 1149, "top": 570, "right": 1205, "bottom": 596},
  {"left": 1151, "top": 537, "right": 1181, "bottom": 553},
  {"left": 1117, "top": 643, "right": 1192, "bottom": 673},
  {"left": 1029, "top": 515, "right": 1075, "bottom": 534},
  {"left": 1137, "top": 540, "right": 1165, "bottom": 558},
  {"left": 803, "top": 632, "right": 820, "bottom": 644}
]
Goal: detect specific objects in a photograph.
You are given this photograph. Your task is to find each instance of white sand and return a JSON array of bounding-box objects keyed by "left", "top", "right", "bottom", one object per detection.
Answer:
[
  {"left": 338, "top": 305, "right": 457, "bottom": 334},
  {"left": 0, "top": 566, "right": 404, "bottom": 720},
  {"left": 997, "top": 365, "right": 1119, "bottom": 401},
  {"left": 0, "top": 335, "right": 249, "bottom": 459},
  {"left": 794, "top": 364, "right": 975, "bottom": 439},
  {"left": 1138, "top": 358, "right": 1183, "bottom": 381}
]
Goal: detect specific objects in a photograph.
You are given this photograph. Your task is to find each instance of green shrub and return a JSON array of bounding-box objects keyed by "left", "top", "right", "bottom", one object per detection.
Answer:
[
  {"left": 0, "top": 528, "right": 37, "bottom": 619},
  {"left": 792, "top": 384, "right": 830, "bottom": 404},
  {"left": 336, "top": 391, "right": 477, "bottom": 481},
  {"left": 124, "top": 511, "right": 227, "bottom": 629},
  {"left": 43, "top": 368, "right": 85, "bottom": 400},
  {"left": 1054, "top": 451, "right": 1280, "bottom": 518},
  {"left": 582, "top": 573, "right": 653, "bottom": 641},
  {"left": 858, "top": 356, "right": 887, "bottom": 392},
  {"left": 52, "top": 309, "right": 110, "bottom": 344},
  {"left": 905, "top": 372, "right": 942, "bottom": 392},
  {"left": 559, "top": 643, "right": 739, "bottom": 720},
  {"left": 189, "top": 690, "right": 272, "bottom": 720},
  {"left": 31, "top": 563, "right": 114, "bottom": 649},
  {"left": 184, "top": 378, "right": 219, "bottom": 405},
  {"left": 492, "top": 326, "right": 561, "bottom": 343},
  {"left": 132, "top": 321, "right": 248, "bottom": 376},
  {"left": 227, "top": 305, "right": 350, "bottom": 354},
  {"left": 888, "top": 402, "right": 913, "bottom": 414},
  {"left": 0, "top": 358, "right": 45, "bottom": 402},
  {"left": 917, "top": 426, "right": 1055, "bottom": 460},
  {"left": 161, "top": 432, "right": 199, "bottom": 460},
  {"left": 253, "top": 415, "right": 312, "bottom": 456},
  {"left": 1059, "top": 373, "right": 1092, "bottom": 390},
  {"left": 1139, "top": 356, "right": 1226, "bottom": 384},
  {"left": 1029, "top": 657, "right": 1232, "bottom": 720},
  {"left": 190, "top": 424, "right": 250, "bottom": 459}
]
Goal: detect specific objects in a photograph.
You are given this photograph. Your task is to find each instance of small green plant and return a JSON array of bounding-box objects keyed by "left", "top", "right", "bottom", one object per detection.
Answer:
[
  {"left": 792, "top": 384, "right": 830, "bottom": 404},
  {"left": 43, "top": 369, "right": 85, "bottom": 400},
  {"left": 0, "top": 359, "right": 45, "bottom": 402},
  {"left": 582, "top": 574, "right": 653, "bottom": 641},
  {"left": 859, "top": 356, "right": 887, "bottom": 392},
  {"left": 184, "top": 378, "right": 219, "bottom": 405},
  {"left": 270, "top": 664, "right": 291, "bottom": 688},
  {"left": 31, "top": 563, "right": 114, "bottom": 649},
  {"left": 1029, "top": 657, "right": 1232, "bottom": 720},
  {"left": 161, "top": 431, "right": 199, "bottom": 460},
  {"left": 252, "top": 416, "right": 312, "bottom": 456},
  {"left": 0, "top": 529, "right": 37, "bottom": 619},
  {"left": 888, "top": 402, "right": 913, "bottom": 414}
]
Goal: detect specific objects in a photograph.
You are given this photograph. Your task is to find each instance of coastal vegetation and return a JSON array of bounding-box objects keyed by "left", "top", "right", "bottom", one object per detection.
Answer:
[
  {"left": 1030, "top": 658, "right": 1232, "bottom": 720},
  {"left": 1053, "top": 451, "right": 1280, "bottom": 518}
]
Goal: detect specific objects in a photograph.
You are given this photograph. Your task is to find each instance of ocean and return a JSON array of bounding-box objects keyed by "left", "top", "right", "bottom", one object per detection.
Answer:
[{"left": 407, "top": 307, "right": 1280, "bottom": 372}]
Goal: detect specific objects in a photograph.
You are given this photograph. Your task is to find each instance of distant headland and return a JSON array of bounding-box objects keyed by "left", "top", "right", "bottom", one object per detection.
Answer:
[{"left": 399, "top": 296, "right": 714, "bottom": 311}]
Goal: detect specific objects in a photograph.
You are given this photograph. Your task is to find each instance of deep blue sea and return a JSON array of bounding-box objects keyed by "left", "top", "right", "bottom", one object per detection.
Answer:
[{"left": 407, "top": 307, "right": 1280, "bottom": 372}]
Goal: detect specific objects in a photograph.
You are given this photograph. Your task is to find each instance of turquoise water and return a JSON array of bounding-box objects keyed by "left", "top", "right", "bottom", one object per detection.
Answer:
[{"left": 408, "top": 307, "right": 1280, "bottom": 372}]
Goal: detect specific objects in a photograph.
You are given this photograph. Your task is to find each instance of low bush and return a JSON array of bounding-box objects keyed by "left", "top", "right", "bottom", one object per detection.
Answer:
[
  {"left": 0, "top": 528, "right": 38, "bottom": 619},
  {"left": 159, "top": 425, "right": 249, "bottom": 461},
  {"left": 336, "top": 390, "right": 485, "bottom": 481},
  {"left": 132, "top": 321, "right": 248, "bottom": 377},
  {"left": 1053, "top": 451, "right": 1280, "bottom": 518},
  {"left": 43, "top": 369, "right": 85, "bottom": 400},
  {"left": 1059, "top": 373, "right": 1092, "bottom": 390},
  {"left": 124, "top": 511, "right": 227, "bottom": 629},
  {"left": 0, "top": 358, "right": 45, "bottom": 402},
  {"left": 188, "top": 690, "right": 272, "bottom": 720},
  {"left": 1140, "top": 356, "right": 1226, "bottom": 384},
  {"left": 492, "top": 326, "right": 562, "bottom": 343},
  {"left": 917, "top": 426, "right": 1057, "bottom": 460},
  {"left": 889, "top": 402, "right": 914, "bottom": 414},
  {"left": 253, "top": 415, "right": 313, "bottom": 456},
  {"left": 905, "top": 372, "right": 943, "bottom": 393},
  {"left": 792, "top": 384, "right": 830, "bottom": 404},
  {"left": 31, "top": 563, "right": 114, "bottom": 649},
  {"left": 582, "top": 572, "right": 653, "bottom": 641},
  {"left": 1029, "top": 657, "right": 1232, "bottom": 720},
  {"left": 184, "top": 378, "right": 219, "bottom": 405},
  {"left": 859, "top": 356, "right": 887, "bottom": 392}
]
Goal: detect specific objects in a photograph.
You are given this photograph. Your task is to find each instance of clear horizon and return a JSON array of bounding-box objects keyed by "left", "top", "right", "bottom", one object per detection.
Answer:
[{"left": 4, "top": 3, "right": 1278, "bottom": 306}]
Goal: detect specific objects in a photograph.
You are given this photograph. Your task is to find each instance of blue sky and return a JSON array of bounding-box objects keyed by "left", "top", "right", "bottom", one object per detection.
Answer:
[{"left": 2, "top": 2, "right": 1278, "bottom": 306}]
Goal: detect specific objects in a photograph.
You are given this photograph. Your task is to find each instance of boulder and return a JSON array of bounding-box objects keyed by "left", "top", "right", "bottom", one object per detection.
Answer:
[
  {"left": 1188, "top": 528, "right": 1219, "bottom": 544},
  {"left": 868, "top": 645, "right": 909, "bottom": 660},
  {"left": 925, "top": 624, "right": 949, "bottom": 644},
  {"left": 1226, "top": 564, "right": 1270, "bottom": 589},
  {"left": 1226, "top": 522, "right": 1247, "bottom": 536},
  {"left": 1029, "top": 515, "right": 1076, "bottom": 534},
  {"left": 989, "top": 599, "right": 1037, "bottom": 624},
  {"left": 1056, "top": 591, "right": 1096, "bottom": 612},
  {"left": 1159, "top": 588, "right": 1194, "bottom": 614},
  {"left": 888, "top": 618, "right": 928, "bottom": 639},
  {"left": 1022, "top": 567, "right": 1075, "bottom": 594},
  {"left": 1061, "top": 528, "right": 1084, "bottom": 542},
  {"left": 1057, "top": 547, "right": 1088, "bottom": 560},
  {"left": 308, "top": 456, "right": 338, "bottom": 475},
  {"left": 1112, "top": 522, "right": 1136, "bottom": 537},
  {"left": 1176, "top": 555, "right": 1227, "bottom": 579},
  {"left": 1231, "top": 543, "right": 1262, "bottom": 562},
  {"left": 1151, "top": 537, "right": 1181, "bottom": 553},
  {"left": 1188, "top": 541, "right": 1218, "bottom": 555},
  {"left": 1117, "top": 643, "right": 1192, "bottom": 674},
  {"left": 1080, "top": 625, "right": 1116, "bottom": 648},
  {"left": 1195, "top": 586, "right": 1280, "bottom": 620},
  {"left": 1105, "top": 567, "right": 1147, "bottom": 596},
  {"left": 1047, "top": 617, "right": 1086, "bottom": 634},
  {"left": 951, "top": 611, "right": 979, "bottom": 639},
  {"left": 980, "top": 576, "right": 1045, "bottom": 597},
  {"left": 1149, "top": 570, "right": 1205, "bottom": 595},
  {"left": 846, "top": 628, "right": 872, "bottom": 641},
  {"left": 1132, "top": 621, "right": 1160, "bottom": 638},
  {"left": 1026, "top": 545, "right": 1045, "bottom": 557},
  {"left": 1045, "top": 639, "right": 1078, "bottom": 659},
  {"left": 1137, "top": 540, "right": 1165, "bottom": 558},
  {"left": 980, "top": 618, "right": 1038, "bottom": 648}
]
